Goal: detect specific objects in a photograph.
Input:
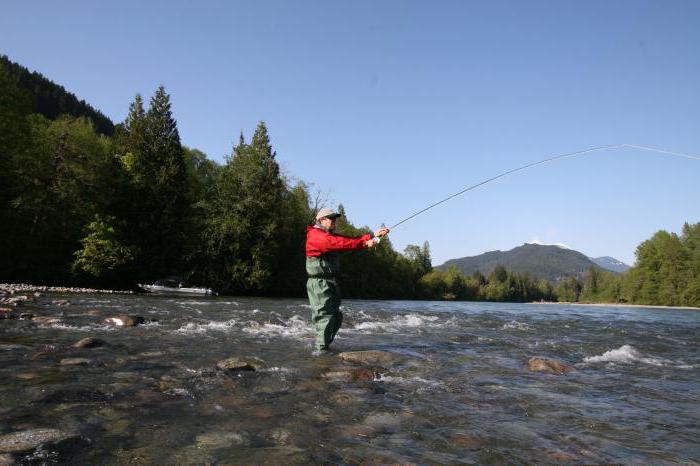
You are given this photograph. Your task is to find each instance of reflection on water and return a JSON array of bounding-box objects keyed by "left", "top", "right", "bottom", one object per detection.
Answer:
[{"left": 1, "top": 295, "right": 698, "bottom": 464}]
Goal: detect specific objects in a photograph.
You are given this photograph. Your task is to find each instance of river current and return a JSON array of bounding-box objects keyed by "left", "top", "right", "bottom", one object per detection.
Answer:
[{"left": 1, "top": 295, "right": 698, "bottom": 464}]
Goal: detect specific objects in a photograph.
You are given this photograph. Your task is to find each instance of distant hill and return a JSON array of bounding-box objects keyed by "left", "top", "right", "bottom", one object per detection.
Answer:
[
  {"left": 438, "top": 243, "right": 606, "bottom": 281},
  {"left": 590, "top": 256, "right": 630, "bottom": 273},
  {"left": 0, "top": 55, "right": 114, "bottom": 135}
]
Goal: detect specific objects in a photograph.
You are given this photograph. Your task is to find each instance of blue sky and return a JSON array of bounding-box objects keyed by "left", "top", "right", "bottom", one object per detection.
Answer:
[{"left": 3, "top": 0, "right": 699, "bottom": 265}]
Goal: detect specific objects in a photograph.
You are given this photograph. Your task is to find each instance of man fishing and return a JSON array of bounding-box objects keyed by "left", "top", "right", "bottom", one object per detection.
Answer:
[{"left": 306, "top": 208, "right": 390, "bottom": 354}]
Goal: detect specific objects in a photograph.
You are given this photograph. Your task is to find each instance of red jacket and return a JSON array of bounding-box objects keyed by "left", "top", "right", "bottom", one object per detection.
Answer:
[{"left": 305, "top": 225, "right": 372, "bottom": 257}]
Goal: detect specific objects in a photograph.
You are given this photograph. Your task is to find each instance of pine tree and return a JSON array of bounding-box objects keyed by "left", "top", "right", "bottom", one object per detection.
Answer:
[
  {"left": 203, "top": 122, "right": 286, "bottom": 292},
  {"left": 114, "top": 87, "right": 187, "bottom": 280}
]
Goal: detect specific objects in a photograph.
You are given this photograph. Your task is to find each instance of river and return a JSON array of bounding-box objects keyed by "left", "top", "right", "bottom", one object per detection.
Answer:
[{"left": 1, "top": 294, "right": 698, "bottom": 464}]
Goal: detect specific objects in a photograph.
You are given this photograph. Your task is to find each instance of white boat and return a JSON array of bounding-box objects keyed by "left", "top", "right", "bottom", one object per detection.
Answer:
[{"left": 139, "top": 283, "right": 215, "bottom": 296}]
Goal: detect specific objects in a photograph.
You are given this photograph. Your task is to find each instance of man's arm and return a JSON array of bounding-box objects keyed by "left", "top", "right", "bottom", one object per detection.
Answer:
[{"left": 307, "top": 229, "right": 372, "bottom": 254}]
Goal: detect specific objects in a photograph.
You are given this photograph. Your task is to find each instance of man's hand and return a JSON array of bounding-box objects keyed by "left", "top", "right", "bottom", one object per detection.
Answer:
[
  {"left": 374, "top": 227, "right": 390, "bottom": 238},
  {"left": 365, "top": 239, "right": 377, "bottom": 248}
]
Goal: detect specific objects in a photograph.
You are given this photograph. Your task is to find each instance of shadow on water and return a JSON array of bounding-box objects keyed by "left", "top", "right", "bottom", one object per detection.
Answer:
[{"left": 0, "top": 294, "right": 698, "bottom": 464}]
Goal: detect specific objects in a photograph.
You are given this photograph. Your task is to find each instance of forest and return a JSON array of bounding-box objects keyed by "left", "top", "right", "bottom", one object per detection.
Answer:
[{"left": 1, "top": 57, "right": 698, "bottom": 307}]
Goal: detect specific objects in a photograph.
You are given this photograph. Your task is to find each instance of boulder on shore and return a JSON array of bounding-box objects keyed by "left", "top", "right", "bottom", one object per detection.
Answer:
[
  {"left": 104, "top": 315, "right": 144, "bottom": 327},
  {"left": 526, "top": 357, "right": 575, "bottom": 375},
  {"left": 216, "top": 357, "right": 256, "bottom": 372}
]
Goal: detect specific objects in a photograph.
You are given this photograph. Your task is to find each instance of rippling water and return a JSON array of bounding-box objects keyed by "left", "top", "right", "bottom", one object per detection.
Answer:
[{"left": 1, "top": 295, "right": 698, "bottom": 464}]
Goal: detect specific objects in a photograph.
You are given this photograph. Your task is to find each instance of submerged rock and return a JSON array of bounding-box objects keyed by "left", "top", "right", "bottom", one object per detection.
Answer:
[
  {"left": 449, "top": 433, "right": 486, "bottom": 450},
  {"left": 0, "top": 344, "right": 29, "bottom": 352},
  {"left": 324, "top": 368, "right": 381, "bottom": 382},
  {"left": 526, "top": 357, "right": 575, "bottom": 375},
  {"left": 195, "top": 431, "right": 250, "bottom": 449},
  {"left": 104, "top": 315, "right": 144, "bottom": 327},
  {"left": 216, "top": 357, "right": 256, "bottom": 372},
  {"left": 1, "top": 296, "right": 31, "bottom": 306},
  {"left": 59, "top": 358, "right": 94, "bottom": 366},
  {"left": 338, "top": 350, "right": 398, "bottom": 366},
  {"left": 72, "top": 337, "right": 106, "bottom": 348},
  {"left": 31, "top": 316, "right": 63, "bottom": 324},
  {"left": 0, "top": 453, "right": 14, "bottom": 465},
  {"left": 40, "top": 388, "right": 111, "bottom": 404},
  {"left": 0, "top": 428, "right": 77, "bottom": 453}
]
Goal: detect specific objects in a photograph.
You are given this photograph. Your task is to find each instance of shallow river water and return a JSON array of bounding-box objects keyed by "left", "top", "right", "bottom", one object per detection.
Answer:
[{"left": 1, "top": 295, "right": 699, "bottom": 464}]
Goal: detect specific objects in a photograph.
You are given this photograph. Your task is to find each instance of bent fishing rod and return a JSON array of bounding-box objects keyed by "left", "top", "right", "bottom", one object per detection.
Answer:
[{"left": 386, "top": 143, "right": 700, "bottom": 231}]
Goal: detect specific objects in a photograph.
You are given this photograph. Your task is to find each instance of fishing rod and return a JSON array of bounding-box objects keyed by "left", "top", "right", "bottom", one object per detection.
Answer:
[{"left": 387, "top": 143, "right": 700, "bottom": 230}]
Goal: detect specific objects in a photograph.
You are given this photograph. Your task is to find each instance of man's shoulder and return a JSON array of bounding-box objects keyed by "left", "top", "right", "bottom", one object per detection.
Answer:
[{"left": 307, "top": 225, "right": 329, "bottom": 237}]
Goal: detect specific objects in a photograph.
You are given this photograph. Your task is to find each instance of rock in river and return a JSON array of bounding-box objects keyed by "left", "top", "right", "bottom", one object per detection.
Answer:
[
  {"left": 338, "top": 350, "right": 398, "bottom": 366},
  {"left": 59, "top": 358, "right": 94, "bottom": 366},
  {"left": 104, "top": 315, "right": 144, "bottom": 327},
  {"left": 0, "top": 428, "right": 78, "bottom": 453},
  {"left": 31, "top": 316, "right": 63, "bottom": 324},
  {"left": 526, "top": 357, "right": 575, "bottom": 375},
  {"left": 324, "top": 368, "right": 381, "bottom": 382},
  {"left": 72, "top": 337, "right": 106, "bottom": 348},
  {"left": 216, "top": 357, "right": 256, "bottom": 372}
]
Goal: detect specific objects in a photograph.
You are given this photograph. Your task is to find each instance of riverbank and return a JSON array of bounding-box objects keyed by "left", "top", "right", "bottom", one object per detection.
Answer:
[
  {"left": 0, "top": 283, "right": 134, "bottom": 295},
  {"left": 532, "top": 300, "right": 700, "bottom": 311}
]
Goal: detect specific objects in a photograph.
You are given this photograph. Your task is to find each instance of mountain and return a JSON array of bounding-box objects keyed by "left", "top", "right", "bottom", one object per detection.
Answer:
[
  {"left": 590, "top": 256, "right": 630, "bottom": 273},
  {"left": 438, "top": 243, "right": 605, "bottom": 281},
  {"left": 0, "top": 55, "right": 114, "bottom": 135}
]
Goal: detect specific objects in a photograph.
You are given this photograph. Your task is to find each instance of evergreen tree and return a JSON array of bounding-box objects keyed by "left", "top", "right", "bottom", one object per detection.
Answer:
[
  {"left": 203, "top": 122, "right": 286, "bottom": 292},
  {"left": 122, "top": 86, "right": 188, "bottom": 280}
]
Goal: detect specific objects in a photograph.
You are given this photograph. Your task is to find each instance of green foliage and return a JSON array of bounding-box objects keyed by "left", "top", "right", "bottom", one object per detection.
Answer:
[
  {"left": 113, "top": 88, "right": 189, "bottom": 280},
  {"left": 619, "top": 224, "right": 699, "bottom": 307},
  {"left": 73, "top": 215, "right": 137, "bottom": 277},
  {"left": 0, "top": 55, "right": 114, "bottom": 135},
  {"left": 404, "top": 241, "right": 433, "bottom": 277},
  {"left": 5, "top": 114, "right": 117, "bottom": 283},
  {"left": 199, "top": 123, "right": 287, "bottom": 292}
]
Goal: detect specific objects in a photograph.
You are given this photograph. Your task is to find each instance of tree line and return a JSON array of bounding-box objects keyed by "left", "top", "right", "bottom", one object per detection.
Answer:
[{"left": 1, "top": 59, "right": 697, "bottom": 306}]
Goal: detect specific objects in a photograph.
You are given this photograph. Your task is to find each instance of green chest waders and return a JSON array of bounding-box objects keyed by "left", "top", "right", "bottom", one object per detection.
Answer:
[{"left": 306, "top": 254, "right": 342, "bottom": 351}]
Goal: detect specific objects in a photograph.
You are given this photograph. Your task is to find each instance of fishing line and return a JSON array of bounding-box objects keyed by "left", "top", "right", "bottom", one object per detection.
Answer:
[{"left": 388, "top": 143, "right": 700, "bottom": 230}]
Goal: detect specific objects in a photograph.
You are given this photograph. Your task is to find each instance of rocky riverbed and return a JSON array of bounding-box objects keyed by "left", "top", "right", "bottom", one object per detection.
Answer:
[
  {"left": 1, "top": 283, "right": 133, "bottom": 296},
  {"left": 0, "top": 293, "right": 698, "bottom": 464}
]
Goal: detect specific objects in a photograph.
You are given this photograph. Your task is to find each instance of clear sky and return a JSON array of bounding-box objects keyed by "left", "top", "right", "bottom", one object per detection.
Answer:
[{"left": 2, "top": 0, "right": 699, "bottom": 265}]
